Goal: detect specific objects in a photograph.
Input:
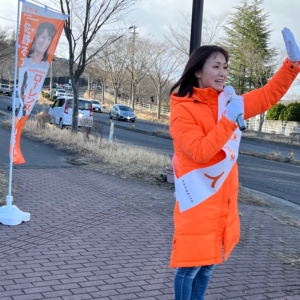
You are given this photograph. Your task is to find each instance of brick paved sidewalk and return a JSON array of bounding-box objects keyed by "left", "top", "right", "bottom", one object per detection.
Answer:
[{"left": 0, "top": 168, "right": 300, "bottom": 300}]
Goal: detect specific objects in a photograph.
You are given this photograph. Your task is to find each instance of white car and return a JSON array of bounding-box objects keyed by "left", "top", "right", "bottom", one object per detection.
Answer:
[
  {"left": 90, "top": 100, "right": 103, "bottom": 112},
  {"left": 56, "top": 89, "right": 66, "bottom": 97},
  {"left": 64, "top": 84, "right": 72, "bottom": 90},
  {"left": 48, "top": 96, "right": 93, "bottom": 129},
  {"left": 7, "top": 89, "right": 21, "bottom": 111}
]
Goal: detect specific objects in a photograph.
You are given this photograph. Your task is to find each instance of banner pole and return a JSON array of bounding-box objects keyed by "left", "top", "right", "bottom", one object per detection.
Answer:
[
  {"left": 0, "top": 0, "right": 30, "bottom": 226},
  {"left": 8, "top": 0, "right": 21, "bottom": 200}
]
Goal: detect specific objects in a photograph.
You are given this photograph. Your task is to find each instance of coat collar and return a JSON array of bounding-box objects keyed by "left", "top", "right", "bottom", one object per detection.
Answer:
[
  {"left": 192, "top": 87, "right": 223, "bottom": 124},
  {"left": 192, "top": 87, "right": 222, "bottom": 104}
]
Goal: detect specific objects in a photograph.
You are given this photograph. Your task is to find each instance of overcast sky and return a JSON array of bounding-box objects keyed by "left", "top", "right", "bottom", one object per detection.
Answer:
[{"left": 1, "top": 0, "right": 299, "bottom": 97}]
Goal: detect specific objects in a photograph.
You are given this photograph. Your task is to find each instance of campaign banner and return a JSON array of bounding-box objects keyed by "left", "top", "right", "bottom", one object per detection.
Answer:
[{"left": 11, "top": 1, "right": 67, "bottom": 164}]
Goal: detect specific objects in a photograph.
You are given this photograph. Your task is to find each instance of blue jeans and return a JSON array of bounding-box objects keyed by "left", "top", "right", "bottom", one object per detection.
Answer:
[{"left": 174, "top": 265, "right": 216, "bottom": 300}]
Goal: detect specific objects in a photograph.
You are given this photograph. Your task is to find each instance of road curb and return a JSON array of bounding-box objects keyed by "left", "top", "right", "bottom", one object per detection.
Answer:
[
  {"left": 242, "top": 186, "right": 300, "bottom": 210},
  {"left": 241, "top": 136, "right": 300, "bottom": 150},
  {"left": 97, "top": 120, "right": 173, "bottom": 140}
]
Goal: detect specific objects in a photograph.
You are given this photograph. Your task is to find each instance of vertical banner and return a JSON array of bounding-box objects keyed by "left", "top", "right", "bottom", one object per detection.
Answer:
[{"left": 11, "top": 1, "right": 67, "bottom": 164}]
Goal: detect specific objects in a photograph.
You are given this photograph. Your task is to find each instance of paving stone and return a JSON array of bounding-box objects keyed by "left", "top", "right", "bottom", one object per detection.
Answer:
[{"left": 0, "top": 168, "right": 299, "bottom": 300}]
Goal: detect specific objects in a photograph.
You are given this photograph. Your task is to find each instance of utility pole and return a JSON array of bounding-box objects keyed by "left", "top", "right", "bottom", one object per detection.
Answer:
[
  {"left": 190, "top": 0, "right": 204, "bottom": 55},
  {"left": 129, "top": 25, "right": 137, "bottom": 110}
]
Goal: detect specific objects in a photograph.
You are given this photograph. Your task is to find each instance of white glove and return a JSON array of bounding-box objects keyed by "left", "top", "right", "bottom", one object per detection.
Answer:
[
  {"left": 282, "top": 27, "right": 300, "bottom": 61},
  {"left": 223, "top": 86, "right": 244, "bottom": 123}
]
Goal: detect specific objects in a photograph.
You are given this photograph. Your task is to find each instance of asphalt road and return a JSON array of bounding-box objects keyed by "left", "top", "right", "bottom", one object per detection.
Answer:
[
  {"left": 94, "top": 110, "right": 300, "bottom": 160},
  {"left": 1, "top": 93, "right": 300, "bottom": 205},
  {"left": 0, "top": 94, "right": 76, "bottom": 169}
]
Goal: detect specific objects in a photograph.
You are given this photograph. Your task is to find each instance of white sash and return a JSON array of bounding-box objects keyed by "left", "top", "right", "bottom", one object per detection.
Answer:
[{"left": 174, "top": 92, "right": 242, "bottom": 212}]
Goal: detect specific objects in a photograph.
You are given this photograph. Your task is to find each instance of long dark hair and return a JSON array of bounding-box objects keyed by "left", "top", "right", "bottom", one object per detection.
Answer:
[
  {"left": 27, "top": 22, "right": 56, "bottom": 62},
  {"left": 20, "top": 71, "right": 28, "bottom": 105},
  {"left": 170, "top": 45, "right": 229, "bottom": 97}
]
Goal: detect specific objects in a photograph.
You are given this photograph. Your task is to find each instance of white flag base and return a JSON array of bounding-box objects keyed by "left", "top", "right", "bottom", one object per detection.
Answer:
[{"left": 0, "top": 196, "right": 30, "bottom": 226}]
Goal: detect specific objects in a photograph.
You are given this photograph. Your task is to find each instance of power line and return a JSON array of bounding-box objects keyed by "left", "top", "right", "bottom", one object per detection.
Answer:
[{"left": 0, "top": 16, "right": 17, "bottom": 23}]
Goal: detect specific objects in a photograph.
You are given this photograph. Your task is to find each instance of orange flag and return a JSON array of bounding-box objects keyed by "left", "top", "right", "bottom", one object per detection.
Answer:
[{"left": 11, "top": 1, "right": 67, "bottom": 164}]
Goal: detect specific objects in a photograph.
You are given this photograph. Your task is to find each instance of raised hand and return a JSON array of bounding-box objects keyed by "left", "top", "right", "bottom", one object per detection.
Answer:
[{"left": 282, "top": 27, "right": 300, "bottom": 62}]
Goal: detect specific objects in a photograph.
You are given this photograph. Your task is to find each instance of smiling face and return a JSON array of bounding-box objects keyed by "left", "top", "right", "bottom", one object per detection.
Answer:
[
  {"left": 195, "top": 52, "right": 228, "bottom": 92},
  {"left": 34, "top": 29, "right": 52, "bottom": 55}
]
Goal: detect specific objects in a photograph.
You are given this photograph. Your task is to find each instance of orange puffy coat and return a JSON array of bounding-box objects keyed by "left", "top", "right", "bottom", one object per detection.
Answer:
[{"left": 169, "top": 58, "right": 300, "bottom": 268}]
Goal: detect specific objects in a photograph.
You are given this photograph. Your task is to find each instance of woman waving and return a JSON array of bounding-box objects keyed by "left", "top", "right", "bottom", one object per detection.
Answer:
[{"left": 169, "top": 28, "right": 300, "bottom": 300}]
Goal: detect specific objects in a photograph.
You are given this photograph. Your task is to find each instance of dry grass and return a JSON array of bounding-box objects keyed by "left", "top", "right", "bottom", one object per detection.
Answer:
[
  {"left": 0, "top": 170, "right": 19, "bottom": 207},
  {"left": 238, "top": 186, "right": 271, "bottom": 207},
  {"left": 0, "top": 170, "right": 8, "bottom": 207},
  {"left": 36, "top": 111, "right": 55, "bottom": 128},
  {"left": 153, "top": 128, "right": 171, "bottom": 138},
  {"left": 2, "top": 117, "right": 172, "bottom": 182},
  {"left": 282, "top": 220, "right": 300, "bottom": 230},
  {"left": 135, "top": 110, "right": 170, "bottom": 125},
  {"left": 37, "top": 92, "right": 53, "bottom": 106},
  {"left": 277, "top": 254, "right": 300, "bottom": 268},
  {"left": 103, "top": 100, "right": 113, "bottom": 110},
  {"left": 83, "top": 90, "right": 105, "bottom": 102}
]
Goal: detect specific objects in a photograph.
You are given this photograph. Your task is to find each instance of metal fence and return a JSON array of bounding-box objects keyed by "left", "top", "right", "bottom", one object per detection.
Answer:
[
  {"left": 104, "top": 93, "right": 300, "bottom": 135},
  {"left": 246, "top": 118, "right": 300, "bottom": 136},
  {"left": 105, "top": 92, "right": 171, "bottom": 115}
]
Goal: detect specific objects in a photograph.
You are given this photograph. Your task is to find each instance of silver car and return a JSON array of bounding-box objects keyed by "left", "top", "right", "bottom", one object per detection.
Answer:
[
  {"left": 90, "top": 100, "right": 103, "bottom": 113},
  {"left": 0, "top": 84, "right": 11, "bottom": 96},
  {"left": 109, "top": 104, "right": 136, "bottom": 122}
]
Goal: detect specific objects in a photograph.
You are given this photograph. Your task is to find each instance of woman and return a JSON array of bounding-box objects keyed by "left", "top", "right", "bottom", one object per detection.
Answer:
[
  {"left": 169, "top": 28, "right": 300, "bottom": 300},
  {"left": 22, "top": 22, "right": 56, "bottom": 69}
]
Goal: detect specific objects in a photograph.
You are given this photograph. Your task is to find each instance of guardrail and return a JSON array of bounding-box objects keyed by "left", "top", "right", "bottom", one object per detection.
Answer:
[{"left": 104, "top": 92, "right": 170, "bottom": 115}]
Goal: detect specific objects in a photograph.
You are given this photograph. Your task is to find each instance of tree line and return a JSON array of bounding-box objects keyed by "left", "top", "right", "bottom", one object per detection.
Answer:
[{"left": 1, "top": 0, "right": 298, "bottom": 134}]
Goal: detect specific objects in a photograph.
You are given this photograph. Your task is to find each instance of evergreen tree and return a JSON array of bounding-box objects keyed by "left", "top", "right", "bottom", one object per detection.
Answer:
[
  {"left": 279, "top": 102, "right": 300, "bottom": 121},
  {"left": 222, "top": 0, "right": 277, "bottom": 94},
  {"left": 265, "top": 103, "right": 286, "bottom": 120}
]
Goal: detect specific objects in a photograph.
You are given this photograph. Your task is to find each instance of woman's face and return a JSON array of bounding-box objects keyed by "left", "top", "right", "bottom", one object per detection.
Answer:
[
  {"left": 195, "top": 52, "right": 228, "bottom": 92},
  {"left": 35, "top": 29, "right": 52, "bottom": 55}
]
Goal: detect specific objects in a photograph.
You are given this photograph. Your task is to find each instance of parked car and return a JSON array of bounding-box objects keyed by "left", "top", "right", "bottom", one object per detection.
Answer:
[
  {"left": 52, "top": 83, "right": 59, "bottom": 89},
  {"left": 48, "top": 96, "right": 93, "bottom": 129},
  {"left": 64, "top": 84, "right": 72, "bottom": 90},
  {"left": 7, "top": 88, "right": 21, "bottom": 111},
  {"left": 109, "top": 104, "right": 136, "bottom": 122},
  {"left": 0, "top": 84, "right": 11, "bottom": 96},
  {"left": 90, "top": 100, "right": 103, "bottom": 112},
  {"left": 56, "top": 89, "right": 66, "bottom": 97},
  {"left": 92, "top": 84, "right": 101, "bottom": 90}
]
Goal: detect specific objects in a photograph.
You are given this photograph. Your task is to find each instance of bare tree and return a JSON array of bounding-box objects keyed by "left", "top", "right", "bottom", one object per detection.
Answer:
[
  {"left": 58, "top": 0, "right": 139, "bottom": 133},
  {"left": 134, "top": 75, "right": 156, "bottom": 105},
  {"left": 0, "top": 27, "right": 14, "bottom": 63},
  {"left": 126, "top": 36, "right": 156, "bottom": 110},
  {"left": 100, "top": 35, "right": 129, "bottom": 104},
  {"left": 84, "top": 59, "right": 108, "bottom": 103},
  {"left": 163, "top": 12, "right": 229, "bottom": 61},
  {"left": 83, "top": 61, "right": 99, "bottom": 98},
  {"left": 149, "top": 42, "right": 181, "bottom": 119},
  {"left": 0, "top": 27, "right": 15, "bottom": 84}
]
